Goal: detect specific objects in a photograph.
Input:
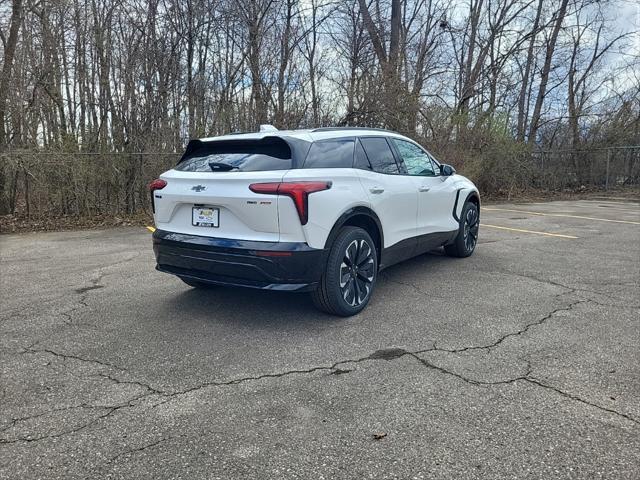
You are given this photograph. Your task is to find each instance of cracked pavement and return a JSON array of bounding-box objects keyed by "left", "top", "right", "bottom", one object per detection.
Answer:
[{"left": 1, "top": 199, "right": 639, "bottom": 479}]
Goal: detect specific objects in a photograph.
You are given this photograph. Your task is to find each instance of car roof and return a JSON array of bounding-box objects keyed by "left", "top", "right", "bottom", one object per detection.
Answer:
[{"left": 197, "top": 127, "right": 410, "bottom": 143}]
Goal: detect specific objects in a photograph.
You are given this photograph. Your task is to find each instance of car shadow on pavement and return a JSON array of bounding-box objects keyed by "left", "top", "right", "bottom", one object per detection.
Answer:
[
  {"left": 166, "top": 286, "right": 345, "bottom": 328},
  {"left": 160, "top": 250, "right": 453, "bottom": 327}
]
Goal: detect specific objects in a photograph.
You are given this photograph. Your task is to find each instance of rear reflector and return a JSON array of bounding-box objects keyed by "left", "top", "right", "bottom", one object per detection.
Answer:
[
  {"left": 249, "top": 181, "right": 332, "bottom": 225},
  {"left": 255, "top": 251, "right": 293, "bottom": 257}
]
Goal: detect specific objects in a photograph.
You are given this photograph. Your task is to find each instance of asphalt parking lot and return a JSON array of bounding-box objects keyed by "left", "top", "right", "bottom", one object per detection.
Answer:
[{"left": 1, "top": 199, "right": 639, "bottom": 479}]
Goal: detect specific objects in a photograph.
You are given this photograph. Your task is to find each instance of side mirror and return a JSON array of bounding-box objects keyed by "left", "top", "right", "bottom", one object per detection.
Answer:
[{"left": 440, "top": 164, "right": 456, "bottom": 176}]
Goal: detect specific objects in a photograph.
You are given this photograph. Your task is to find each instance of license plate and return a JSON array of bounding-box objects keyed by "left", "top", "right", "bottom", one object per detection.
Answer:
[{"left": 192, "top": 207, "right": 219, "bottom": 227}]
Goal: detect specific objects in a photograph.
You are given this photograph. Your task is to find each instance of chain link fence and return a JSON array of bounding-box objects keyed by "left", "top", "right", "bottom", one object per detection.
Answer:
[
  {"left": 0, "top": 146, "right": 638, "bottom": 220},
  {"left": 531, "top": 146, "right": 640, "bottom": 191},
  {"left": 0, "top": 152, "right": 179, "bottom": 218}
]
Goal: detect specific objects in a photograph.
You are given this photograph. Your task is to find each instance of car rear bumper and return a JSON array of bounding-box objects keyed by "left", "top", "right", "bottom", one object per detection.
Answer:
[{"left": 152, "top": 229, "right": 326, "bottom": 292}]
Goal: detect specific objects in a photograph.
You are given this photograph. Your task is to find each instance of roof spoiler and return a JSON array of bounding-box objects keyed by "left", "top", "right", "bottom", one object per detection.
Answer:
[{"left": 178, "top": 135, "right": 311, "bottom": 168}]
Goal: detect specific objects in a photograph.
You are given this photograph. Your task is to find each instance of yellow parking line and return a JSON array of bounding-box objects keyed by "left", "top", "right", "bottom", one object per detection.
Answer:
[
  {"left": 482, "top": 207, "right": 640, "bottom": 225},
  {"left": 146, "top": 226, "right": 156, "bottom": 233},
  {"left": 481, "top": 224, "right": 578, "bottom": 239}
]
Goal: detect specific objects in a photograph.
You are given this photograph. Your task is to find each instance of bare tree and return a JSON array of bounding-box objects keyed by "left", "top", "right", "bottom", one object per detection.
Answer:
[{"left": 0, "top": 0, "right": 23, "bottom": 147}]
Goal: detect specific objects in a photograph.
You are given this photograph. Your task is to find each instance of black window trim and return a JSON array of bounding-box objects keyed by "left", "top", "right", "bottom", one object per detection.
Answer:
[{"left": 353, "top": 137, "right": 373, "bottom": 171}]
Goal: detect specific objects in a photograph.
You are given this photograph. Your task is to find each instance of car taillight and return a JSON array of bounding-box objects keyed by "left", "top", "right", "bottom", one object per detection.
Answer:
[
  {"left": 148, "top": 179, "right": 167, "bottom": 192},
  {"left": 249, "top": 181, "right": 332, "bottom": 225},
  {"left": 148, "top": 179, "right": 167, "bottom": 213}
]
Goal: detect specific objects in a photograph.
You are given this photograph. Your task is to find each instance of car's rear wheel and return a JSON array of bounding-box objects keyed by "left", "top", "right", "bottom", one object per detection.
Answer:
[
  {"left": 312, "top": 226, "right": 378, "bottom": 316},
  {"left": 445, "top": 200, "right": 479, "bottom": 258},
  {"left": 179, "top": 277, "right": 216, "bottom": 289}
]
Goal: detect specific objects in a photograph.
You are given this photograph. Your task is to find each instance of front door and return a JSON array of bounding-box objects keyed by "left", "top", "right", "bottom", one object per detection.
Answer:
[{"left": 388, "top": 138, "right": 458, "bottom": 237}]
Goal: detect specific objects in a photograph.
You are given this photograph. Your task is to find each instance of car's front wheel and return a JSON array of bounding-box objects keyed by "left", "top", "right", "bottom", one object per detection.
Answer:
[
  {"left": 445, "top": 200, "right": 479, "bottom": 258},
  {"left": 312, "top": 226, "right": 378, "bottom": 316}
]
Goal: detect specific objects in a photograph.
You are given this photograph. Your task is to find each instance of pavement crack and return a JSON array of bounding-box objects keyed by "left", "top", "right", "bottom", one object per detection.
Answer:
[
  {"left": 420, "top": 297, "right": 586, "bottom": 355},
  {"left": 582, "top": 298, "right": 640, "bottom": 310},
  {"left": 1, "top": 406, "right": 120, "bottom": 444},
  {"left": 522, "top": 377, "right": 639, "bottom": 425},
  {"left": 406, "top": 350, "right": 529, "bottom": 386},
  {"left": 490, "top": 269, "right": 634, "bottom": 306},
  {"left": 62, "top": 253, "right": 141, "bottom": 326},
  {"left": 106, "top": 436, "right": 181, "bottom": 464},
  {"left": 93, "top": 372, "right": 166, "bottom": 396},
  {"left": 75, "top": 284, "right": 105, "bottom": 294},
  {"left": 0, "top": 393, "right": 153, "bottom": 444},
  {"left": 0, "top": 405, "right": 94, "bottom": 434},
  {"left": 405, "top": 351, "right": 639, "bottom": 425},
  {"left": 22, "top": 346, "right": 127, "bottom": 372},
  {"left": 153, "top": 346, "right": 520, "bottom": 407}
]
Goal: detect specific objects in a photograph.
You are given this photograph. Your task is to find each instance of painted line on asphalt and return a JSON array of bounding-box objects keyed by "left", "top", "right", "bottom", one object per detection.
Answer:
[
  {"left": 481, "top": 224, "right": 578, "bottom": 239},
  {"left": 146, "top": 226, "right": 156, "bottom": 233},
  {"left": 482, "top": 207, "right": 640, "bottom": 225}
]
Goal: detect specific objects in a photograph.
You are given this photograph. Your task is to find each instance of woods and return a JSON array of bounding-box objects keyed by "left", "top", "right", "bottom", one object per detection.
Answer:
[{"left": 0, "top": 0, "right": 638, "bottom": 222}]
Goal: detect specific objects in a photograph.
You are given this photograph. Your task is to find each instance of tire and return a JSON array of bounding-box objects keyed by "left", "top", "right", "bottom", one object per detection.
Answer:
[
  {"left": 179, "top": 277, "right": 216, "bottom": 289},
  {"left": 445, "top": 200, "right": 479, "bottom": 258},
  {"left": 311, "top": 226, "right": 378, "bottom": 316}
]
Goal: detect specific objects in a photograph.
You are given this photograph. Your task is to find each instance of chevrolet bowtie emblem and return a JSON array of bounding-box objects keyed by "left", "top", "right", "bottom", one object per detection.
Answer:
[{"left": 191, "top": 185, "right": 206, "bottom": 192}]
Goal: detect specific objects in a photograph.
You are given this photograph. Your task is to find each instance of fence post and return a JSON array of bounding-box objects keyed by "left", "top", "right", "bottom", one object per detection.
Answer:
[{"left": 605, "top": 148, "right": 611, "bottom": 190}]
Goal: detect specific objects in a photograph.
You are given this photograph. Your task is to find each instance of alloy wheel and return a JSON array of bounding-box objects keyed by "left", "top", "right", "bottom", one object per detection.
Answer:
[
  {"left": 463, "top": 206, "right": 479, "bottom": 252},
  {"left": 339, "top": 239, "right": 375, "bottom": 306}
]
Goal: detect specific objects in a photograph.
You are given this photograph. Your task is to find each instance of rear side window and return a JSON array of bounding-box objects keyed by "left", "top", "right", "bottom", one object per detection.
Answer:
[
  {"left": 176, "top": 138, "right": 292, "bottom": 172},
  {"left": 359, "top": 137, "right": 400, "bottom": 174},
  {"left": 303, "top": 139, "right": 354, "bottom": 169}
]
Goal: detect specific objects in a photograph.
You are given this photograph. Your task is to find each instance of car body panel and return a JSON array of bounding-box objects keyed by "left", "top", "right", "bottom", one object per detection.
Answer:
[
  {"left": 154, "top": 169, "right": 285, "bottom": 242},
  {"left": 281, "top": 168, "right": 372, "bottom": 249},
  {"left": 356, "top": 168, "right": 418, "bottom": 248}
]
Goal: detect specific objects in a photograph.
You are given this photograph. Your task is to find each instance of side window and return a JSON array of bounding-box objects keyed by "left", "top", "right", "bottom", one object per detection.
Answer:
[
  {"left": 303, "top": 139, "right": 354, "bottom": 169},
  {"left": 359, "top": 137, "right": 400, "bottom": 174},
  {"left": 425, "top": 151, "right": 441, "bottom": 176},
  {"left": 354, "top": 139, "right": 372, "bottom": 170},
  {"left": 391, "top": 139, "right": 435, "bottom": 176}
]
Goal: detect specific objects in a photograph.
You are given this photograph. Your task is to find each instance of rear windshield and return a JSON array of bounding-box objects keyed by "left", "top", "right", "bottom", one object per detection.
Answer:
[{"left": 176, "top": 138, "right": 292, "bottom": 172}]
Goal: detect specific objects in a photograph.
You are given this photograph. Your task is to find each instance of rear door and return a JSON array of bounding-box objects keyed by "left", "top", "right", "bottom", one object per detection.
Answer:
[
  {"left": 153, "top": 138, "right": 292, "bottom": 242},
  {"left": 355, "top": 137, "right": 418, "bottom": 250}
]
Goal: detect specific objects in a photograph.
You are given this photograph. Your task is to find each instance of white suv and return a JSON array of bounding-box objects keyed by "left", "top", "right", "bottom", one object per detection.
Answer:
[{"left": 150, "top": 127, "right": 480, "bottom": 316}]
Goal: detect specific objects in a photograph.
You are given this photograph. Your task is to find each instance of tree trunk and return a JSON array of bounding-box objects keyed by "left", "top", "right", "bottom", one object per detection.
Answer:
[
  {"left": 528, "top": 0, "right": 569, "bottom": 145},
  {"left": 0, "top": 0, "right": 24, "bottom": 147},
  {"left": 516, "top": 0, "right": 543, "bottom": 142}
]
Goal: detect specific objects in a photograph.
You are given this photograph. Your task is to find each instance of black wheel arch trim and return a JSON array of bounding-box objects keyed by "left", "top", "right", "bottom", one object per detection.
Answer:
[
  {"left": 452, "top": 189, "right": 480, "bottom": 222},
  {"left": 324, "top": 207, "right": 384, "bottom": 257}
]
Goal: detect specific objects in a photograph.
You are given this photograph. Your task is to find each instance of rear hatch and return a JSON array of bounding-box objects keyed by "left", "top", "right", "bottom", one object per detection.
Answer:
[{"left": 153, "top": 137, "right": 296, "bottom": 242}]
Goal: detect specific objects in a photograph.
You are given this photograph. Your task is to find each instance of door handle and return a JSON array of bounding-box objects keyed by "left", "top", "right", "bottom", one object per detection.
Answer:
[
  {"left": 369, "top": 187, "right": 384, "bottom": 194},
  {"left": 418, "top": 186, "right": 430, "bottom": 192}
]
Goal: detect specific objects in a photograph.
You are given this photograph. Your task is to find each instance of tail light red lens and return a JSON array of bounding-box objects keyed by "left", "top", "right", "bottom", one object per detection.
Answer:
[
  {"left": 148, "top": 179, "right": 167, "bottom": 192},
  {"left": 249, "top": 181, "right": 332, "bottom": 225},
  {"left": 148, "top": 179, "right": 167, "bottom": 213}
]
